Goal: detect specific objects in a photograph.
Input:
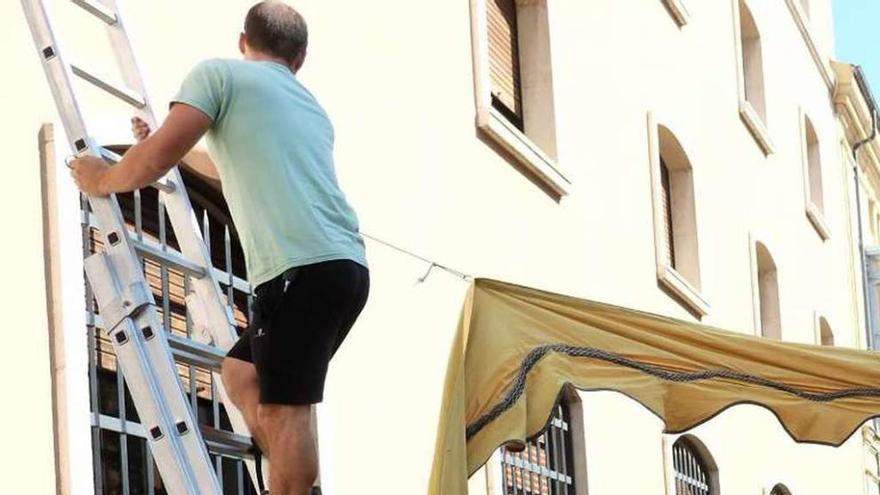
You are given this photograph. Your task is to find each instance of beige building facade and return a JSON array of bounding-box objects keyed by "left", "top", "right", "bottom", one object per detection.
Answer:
[{"left": 2, "top": 0, "right": 880, "bottom": 494}]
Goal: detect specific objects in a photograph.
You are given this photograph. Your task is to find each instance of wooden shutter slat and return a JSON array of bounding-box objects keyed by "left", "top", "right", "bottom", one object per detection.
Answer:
[
  {"left": 660, "top": 159, "right": 676, "bottom": 268},
  {"left": 487, "top": 0, "right": 523, "bottom": 122}
]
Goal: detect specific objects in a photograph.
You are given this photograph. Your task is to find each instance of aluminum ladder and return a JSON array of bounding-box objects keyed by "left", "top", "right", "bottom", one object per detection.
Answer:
[{"left": 21, "top": 0, "right": 266, "bottom": 493}]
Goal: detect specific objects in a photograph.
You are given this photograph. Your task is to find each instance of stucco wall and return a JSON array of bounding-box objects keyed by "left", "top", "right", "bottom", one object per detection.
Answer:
[{"left": 0, "top": 0, "right": 870, "bottom": 494}]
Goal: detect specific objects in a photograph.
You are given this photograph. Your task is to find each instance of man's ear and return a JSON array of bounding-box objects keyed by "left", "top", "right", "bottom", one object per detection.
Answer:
[{"left": 239, "top": 33, "right": 247, "bottom": 56}]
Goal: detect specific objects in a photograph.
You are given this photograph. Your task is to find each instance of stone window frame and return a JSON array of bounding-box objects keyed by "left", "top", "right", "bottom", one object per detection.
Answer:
[{"left": 469, "top": 0, "right": 570, "bottom": 196}]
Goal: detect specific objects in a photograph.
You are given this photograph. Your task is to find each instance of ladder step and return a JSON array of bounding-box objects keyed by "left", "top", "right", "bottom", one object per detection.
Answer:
[
  {"left": 167, "top": 333, "right": 226, "bottom": 370},
  {"left": 87, "top": 210, "right": 252, "bottom": 292},
  {"left": 200, "top": 425, "right": 254, "bottom": 459},
  {"left": 71, "top": 0, "right": 118, "bottom": 25},
  {"left": 93, "top": 415, "right": 254, "bottom": 459},
  {"left": 99, "top": 147, "right": 177, "bottom": 194},
  {"left": 71, "top": 63, "right": 146, "bottom": 109},
  {"left": 129, "top": 236, "right": 208, "bottom": 279},
  {"left": 91, "top": 313, "right": 226, "bottom": 370}
]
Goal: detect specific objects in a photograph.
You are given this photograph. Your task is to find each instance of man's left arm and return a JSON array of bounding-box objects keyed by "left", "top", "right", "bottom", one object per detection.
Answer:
[{"left": 70, "top": 103, "right": 212, "bottom": 196}]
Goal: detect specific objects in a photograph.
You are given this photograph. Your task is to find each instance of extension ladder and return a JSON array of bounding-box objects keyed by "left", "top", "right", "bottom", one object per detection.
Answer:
[{"left": 21, "top": 0, "right": 266, "bottom": 493}]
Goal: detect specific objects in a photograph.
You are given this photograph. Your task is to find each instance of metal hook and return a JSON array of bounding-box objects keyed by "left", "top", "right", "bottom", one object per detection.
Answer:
[{"left": 417, "top": 262, "right": 437, "bottom": 284}]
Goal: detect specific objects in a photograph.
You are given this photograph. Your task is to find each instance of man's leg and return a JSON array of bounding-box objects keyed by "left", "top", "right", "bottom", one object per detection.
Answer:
[
  {"left": 258, "top": 404, "right": 318, "bottom": 495},
  {"left": 221, "top": 357, "right": 270, "bottom": 455}
]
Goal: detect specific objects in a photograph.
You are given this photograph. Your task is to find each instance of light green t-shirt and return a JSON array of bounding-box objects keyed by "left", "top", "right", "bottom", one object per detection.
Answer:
[{"left": 172, "top": 58, "right": 367, "bottom": 288}]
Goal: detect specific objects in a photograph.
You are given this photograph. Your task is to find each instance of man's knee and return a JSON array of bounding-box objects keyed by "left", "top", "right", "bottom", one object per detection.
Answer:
[
  {"left": 257, "top": 404, "right": 311, "bottom": 431},
  {"left": 221, "top": 357, "right": 257, "bottom": 405}
]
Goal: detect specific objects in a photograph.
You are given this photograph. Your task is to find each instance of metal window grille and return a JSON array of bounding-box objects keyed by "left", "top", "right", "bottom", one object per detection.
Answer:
[
  {"left": 500, "top": 402, "right": 575, "bottom": 495},
  {"left": 82, "top": 162, "right": 257, "bottom": 495},
  {"left": 866, "top": 438, "right": 880, "bottom": 495},
  {"left": 672, "top": 438, "right": 712, "bottom": 495}
]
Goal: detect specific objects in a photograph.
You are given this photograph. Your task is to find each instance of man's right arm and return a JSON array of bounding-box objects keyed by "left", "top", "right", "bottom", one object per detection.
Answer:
[{"left": 132, "top": 116, "right": 221, "bottom": 182}]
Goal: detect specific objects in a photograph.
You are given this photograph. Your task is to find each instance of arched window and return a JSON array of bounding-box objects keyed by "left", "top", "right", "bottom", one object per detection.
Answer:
[
  {"left": 804, "top": 115, "right": 823, "bottom": 213},
  {"left": 480, "top": 0, "right": 559, "bottom": 161},
  {"left": 83, "top": 150, "right": 256, "bottom": 494},
  {"left": 755, "top": 242, "right": 781, "bottom": 339},
  {"left": 819, "top": 316, "right": 834, "bottom": 346},
  {"left": 658, "top": 126, "right": 700, "bottom": 287},
  {"left": 500, "top": 387, "right": 585, "bottom": 494},
  {"left": 649, "top": 116, "right": 709, "bottom": 316},
  {"left": 770, "top": 483, "right": 792, "bottom": 495},
  {"left": 739, "top": 1, "right": 766, "bottom": 122},
  {"left": 672, "top": 435, "right": 719, "bottom": 495},
  {"left": 802, "top": 112, "right": 829, "bottom": 238}
]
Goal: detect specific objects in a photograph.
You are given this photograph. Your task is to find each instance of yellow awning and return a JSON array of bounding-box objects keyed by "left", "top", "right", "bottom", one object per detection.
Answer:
[{"left": 428, "top": 278, "right": 880, "bottom": 494}]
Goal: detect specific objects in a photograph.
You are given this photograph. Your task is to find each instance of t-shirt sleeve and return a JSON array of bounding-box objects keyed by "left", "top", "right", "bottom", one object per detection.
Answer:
[{"left": 170, "top": 59, "right": 229, "bottom": 123}]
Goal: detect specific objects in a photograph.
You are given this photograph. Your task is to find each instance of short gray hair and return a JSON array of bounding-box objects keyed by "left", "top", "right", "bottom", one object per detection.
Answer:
[{"left": 244, "top": 2, "right": 308, "bottom": 62}]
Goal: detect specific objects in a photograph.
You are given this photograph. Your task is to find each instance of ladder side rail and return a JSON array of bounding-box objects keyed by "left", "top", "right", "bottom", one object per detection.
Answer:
[
  {"left": 21, "top": 1, "right": 223, "bottom": 493},
  {"left": 94, "top": 1, "right": 266, "bottom": 487},
  {"left": 85, "top": 253, "right": 217, "bottom": 495},
  {"left": 95, "top": 0, "right": 241, "bottom": 350}
]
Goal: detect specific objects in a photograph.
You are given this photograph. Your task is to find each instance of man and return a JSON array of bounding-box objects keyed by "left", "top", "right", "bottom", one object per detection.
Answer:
[{"left": 70, "top": 2, "right": 370, "bottom": 494}]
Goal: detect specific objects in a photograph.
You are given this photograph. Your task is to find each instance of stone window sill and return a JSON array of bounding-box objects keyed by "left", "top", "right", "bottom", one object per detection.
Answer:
[
  {"left": 806, "top": 202, "right": 830, "bottom": 240},
  {"left": 739, "top": 100, "right": 775, "bottom": 155},
  {"left": 658, "top": 264, "right": 710, "bottom": 316},
  {"left": 478, "top": 107, "right": 571, "bottom": 196}
]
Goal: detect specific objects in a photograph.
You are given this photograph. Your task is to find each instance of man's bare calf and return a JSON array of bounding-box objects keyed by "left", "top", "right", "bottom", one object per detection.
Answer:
[
  {"left": 259, "top": 404, "right": 318, "bottom": 495},
  {"left": 222, "top": 357, "right": 318, "bottom": 495}
]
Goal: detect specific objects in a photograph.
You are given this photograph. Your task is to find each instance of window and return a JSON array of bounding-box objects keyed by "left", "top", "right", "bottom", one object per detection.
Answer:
[
  {"left": 496, "top": 387, "right": 586, "bottom": 495},
  {"left": 472, "top": 0, "right": 569, "bottom": 195},
  {"left": 83, "top": 149, "right": 261, "bottom": 494},
  {"left": 866, "top": 426, "right": 880, "bottom": 495},
  {"left": 734, "top": 0, "right": 773, "bottom": 154},
  {"left": 876, "top": 210, "right": 880, "bottom": 244},
  {"left": 802, "top": 111, "right": 830, "bottom": 239},
  {"left": 488, "top": 0, "right": 523, "bottom": 130},
  {"left": 818, "top": 316, "right": 834, "bottom": 346},
  {"left": 769, "top": 484, "right": 792, "bottom": 495},
  {"left": 754, "top": 241, "right": 781, "bottom": 339},
  {"left": 667, "top": 435, "right": 719, "bottom": 495},
  {"left": 648, "top": 115, "right": 709, "bottom": 316},
  {"left": 870, "top": 201, "right": 878, "bottom": 242}
]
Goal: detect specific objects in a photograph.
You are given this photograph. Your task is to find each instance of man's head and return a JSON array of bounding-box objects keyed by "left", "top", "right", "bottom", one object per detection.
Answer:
[{"left": 240, "top": 2, "right": 308, "bottom": 72}]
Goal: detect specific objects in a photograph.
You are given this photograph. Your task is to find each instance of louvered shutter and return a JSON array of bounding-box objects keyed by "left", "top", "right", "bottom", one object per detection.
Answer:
[
  {"left": 487, "top": 0, "right": 523, "bottom": 128},
  {"left": 660, "top": 159, "right": 676, "bottom": 268}
]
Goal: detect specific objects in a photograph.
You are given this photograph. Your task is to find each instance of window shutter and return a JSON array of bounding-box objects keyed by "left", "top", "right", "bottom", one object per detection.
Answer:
[
  {"left": 487, "top": 0, "right": 523, "bottom": 126},
  {"left": 660, "top": 159, "right": 676, "bottom": 268}
]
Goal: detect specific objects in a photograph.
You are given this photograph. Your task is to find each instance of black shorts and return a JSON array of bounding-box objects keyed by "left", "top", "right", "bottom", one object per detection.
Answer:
[{"left": 226, "top": 258, "right": 370, "bottom": 405}]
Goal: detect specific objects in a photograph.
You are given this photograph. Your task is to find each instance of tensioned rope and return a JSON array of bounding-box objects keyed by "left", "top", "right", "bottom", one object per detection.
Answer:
[
  {"left": 465, "top": 343, "right": 880, "bottom": 440},
  {"left": 360, "top": 231, "right": 474, "bottom": 283}
]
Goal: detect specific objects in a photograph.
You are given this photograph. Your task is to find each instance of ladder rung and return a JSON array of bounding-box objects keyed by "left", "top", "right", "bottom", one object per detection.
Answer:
[
  {"left": 200, "top": 425, "right": 254, "bottom": 458},
  {"left": 71, "top": 0, "right": 118, "bottom": 25},
  {"left": 130, "top": 236, "right": 208, "bottom": 279},
  {"left": 167, "top": 333, "right": 226, "bottom": 370},
  {"left": 98, "top": 148, "right": 177, "bottom": 193},
  {"left": 88, "top": 207, "right": 253, "bottom": 294},
  {"left": 90, "top": 315, "right": 227, "bottom": 370},
  {"left": 87, "top": 211, "right": 252, "bottom": 292},
  {"left": 93, "top": 414, "right": 253, "bottom": 459},
  {"left": 71, "top": 63, "right": 145, "bottom": 109}
]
